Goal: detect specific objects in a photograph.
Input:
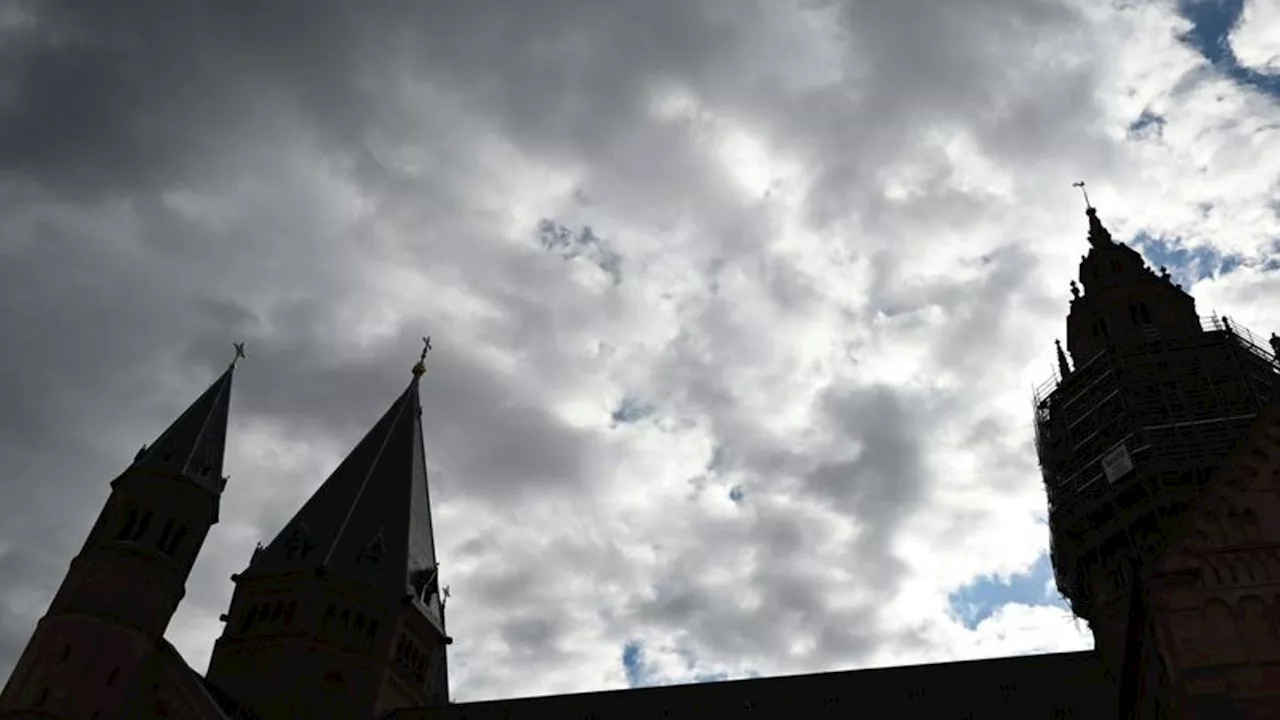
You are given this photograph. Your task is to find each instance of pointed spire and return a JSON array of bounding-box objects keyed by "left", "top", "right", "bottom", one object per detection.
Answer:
[
  {"left": 1056, "top": 339, "right": 1072, "bottom": 378},
  {"left": 1086, "top": 206, "right": 1114, "bottom": 248},
  {"left": 130, "top": 345, "right": 241, "bottom": 494},
  {"left": 249, "top": 341, "right": 444, "bottom": 631}
]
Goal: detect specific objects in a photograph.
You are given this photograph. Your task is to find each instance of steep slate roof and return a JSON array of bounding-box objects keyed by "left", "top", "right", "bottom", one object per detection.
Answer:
[
  {"left": 130, "top": 361, "right": 237, "bottom": 495},
  {"left": 247, "top": 367, "right": 444, "bottom": 631}
]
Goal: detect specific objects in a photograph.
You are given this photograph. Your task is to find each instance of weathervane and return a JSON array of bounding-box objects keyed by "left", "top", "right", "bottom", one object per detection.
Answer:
[
  {"left": 412, "top": 336, "right": 433, "bottom": 377},
  {"left": 232, "top": 342, "right": 247, "bottom": 367},
  {"left": 1072, "top": 180, "right": 1092, "bottom": 210}
]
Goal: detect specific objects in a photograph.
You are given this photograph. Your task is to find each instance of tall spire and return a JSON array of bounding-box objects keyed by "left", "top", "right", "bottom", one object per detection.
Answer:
[
  {"left": 1073, "top": 180, "right": 1113, "bottom": 248},
  {"left": 129, "top": 345, "right": 240, "bottom": 494},
  {"left": 248, "top": 340, "right": 445, "bottom": 630}
]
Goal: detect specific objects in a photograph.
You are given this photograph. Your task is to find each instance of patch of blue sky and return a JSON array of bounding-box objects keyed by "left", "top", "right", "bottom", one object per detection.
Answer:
[
  {"left": 1176, "top": 0, "right": 1280, "bottom": 96},
  {"left": 947, "top": 553, "right": 1069, "bottom": 631},
  {"left": 1131, "top": 232, "right": 1243, "bottom": 286},
  {"left": 611, "top": 397, "right": 654, "bottom": 425},
  {"left": 622, "top": 641, "right": 744, "bottom": 689}
]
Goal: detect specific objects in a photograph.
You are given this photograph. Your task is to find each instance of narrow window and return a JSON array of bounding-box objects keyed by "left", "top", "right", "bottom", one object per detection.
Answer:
[
  {"left": 57, "top": 644, "right": 70, "bottom": 663},
  {"left": 355, "top": 614, "right": 365, "bottom": 633},
  {"left": 284, "top": 601, "right": 297, "bottom": 626},
  {"left": 117, "top": 509, "right": 138, "bottom": 540},
  {"left": 271, "top": 602, "right": 283, "bottom": 622},
  {"left": 156, "top": 520, "right": 174, "bottom": 550},
  {"left": 240, "top": 606, "right": 258, "bottom": 633},
  {"left": 34, "top": 687, "right": 48, "bottom": 706},
  {"left": 107, "top": 668, "right": 120, "bottom": 686},
  {"left": 131, "top": 511, "right": 153, "bottom": 542},
  {"left": 367, "top": 619, "right": 379, "bottom": 641},
  {"left": 1140, "top": 303, "right": 1151, "bottom": 323},
  {"left": 164, "top": 526, "right": 188, "bottom": 556}
]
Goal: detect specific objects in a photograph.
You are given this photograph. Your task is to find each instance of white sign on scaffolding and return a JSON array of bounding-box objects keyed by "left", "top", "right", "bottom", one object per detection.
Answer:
[{"left": 1102, "top": 443, "right": 1135, "bottom": 483}]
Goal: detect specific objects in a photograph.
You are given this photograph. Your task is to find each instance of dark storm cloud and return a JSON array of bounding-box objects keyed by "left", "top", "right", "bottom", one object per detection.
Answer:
[{"left": 0, "top": 0, "right": 1124, "bottom": 697}]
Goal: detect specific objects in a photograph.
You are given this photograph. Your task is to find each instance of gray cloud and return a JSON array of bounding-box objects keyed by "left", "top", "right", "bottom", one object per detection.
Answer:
[{"left": 5, "top": 0, "right": 1256, "bottom": 701}]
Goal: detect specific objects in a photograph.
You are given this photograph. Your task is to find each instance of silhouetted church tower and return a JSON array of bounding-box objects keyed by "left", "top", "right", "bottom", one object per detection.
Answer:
[
  {"left": 204, "top": 346, "right": 451, "bottom": 719},
  {"left": 1034, "top": 197, "right": 1280, "bottom": 690},
  {"left": 0, "top": 357, "right": 238, "bottom": 718}
]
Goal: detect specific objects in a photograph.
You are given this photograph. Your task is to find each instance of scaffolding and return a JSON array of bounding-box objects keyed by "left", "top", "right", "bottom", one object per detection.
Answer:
[{"left": 1033, "top": 316, "right": 1279, "bottom": 620}]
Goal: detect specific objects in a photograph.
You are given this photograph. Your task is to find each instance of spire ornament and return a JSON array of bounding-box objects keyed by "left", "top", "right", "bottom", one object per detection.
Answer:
[
  {"left": 413, "top": 336, "right": 432, "bottom": 378},
  {"left": 232, "top": 342, "right": 247, "bottom": 367},
  {"left": 1056, "top": 339, "right": 1072, "bottom": 378},
  {"left": 1072, "top": 181, "right": 1092, "bottom": 210}
]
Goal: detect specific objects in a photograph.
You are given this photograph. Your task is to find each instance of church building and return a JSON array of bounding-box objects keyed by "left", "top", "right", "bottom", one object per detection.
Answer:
[{"left": 2, "top": 203, "right": 1280, "bottom": 718}]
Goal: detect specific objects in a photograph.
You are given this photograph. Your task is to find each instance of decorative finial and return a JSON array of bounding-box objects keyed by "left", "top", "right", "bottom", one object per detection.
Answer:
[
  {"left": 231, "top": 342, "right": 247, "bottom": 367},
  {"left": 412, "top": 336, "right": 432, "bottom": 377},
  {"left": 1056, "top": 339, "right": 1072, "bottom": 378},
  {"left": 1072, "top": 180, "right": 1092, "bottom": 210},
  {"left": 1069, "top": 280, "right": 1081, "bottom": 300}
]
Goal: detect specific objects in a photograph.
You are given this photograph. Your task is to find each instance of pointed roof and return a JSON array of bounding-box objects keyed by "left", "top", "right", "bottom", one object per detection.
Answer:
[
  {"left": 129, "top": 360, "right": 237, "bottom": 495},
  {"left": 248, "top": 360, "right": 445, "bottom": 631},
  {"left": 1085, "top": 206, "right": 1114, "bottom": 248}
]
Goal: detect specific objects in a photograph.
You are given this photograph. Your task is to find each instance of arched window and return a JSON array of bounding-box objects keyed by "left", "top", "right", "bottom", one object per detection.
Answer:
[
  {"left": 1204, "top": 598, "right": 1247, "bottom": 664},
  {"left": 117, "top": 509, "right": 138, "bottom": 540},
  {"left": 240, "top": 606, "right": 259, "bottom": 633},
  {"left": 1139, "top": 303, "right": 1151, "bottom": 323},
  {"left": 1240, "top": 596, "right": 1280, "bottom": 662},
  {"left": 165, "top": 526, "right": 188, "bottom": 556},
  {"left": 132, "top": 511, "right": 153, "bottom": 542},
  {"left": 156, "top": 520, "right": 175, "bottom": 550}
]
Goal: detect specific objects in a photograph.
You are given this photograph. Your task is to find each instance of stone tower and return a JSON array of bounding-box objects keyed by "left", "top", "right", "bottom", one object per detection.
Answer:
[
  {"left": 1034, "top": 205, "right": 1280, "bottom": 678},
  {"left": 0, "top": 360, "right": 238, "bottom": 719},
  {"left": 205, "top": 354, "right": 451, "bottom": 720}
]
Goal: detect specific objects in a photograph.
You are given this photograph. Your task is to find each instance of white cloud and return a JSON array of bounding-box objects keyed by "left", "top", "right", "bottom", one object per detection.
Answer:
[{"left": 1231, "top": 0, "right": 1280, "bottom": 75}]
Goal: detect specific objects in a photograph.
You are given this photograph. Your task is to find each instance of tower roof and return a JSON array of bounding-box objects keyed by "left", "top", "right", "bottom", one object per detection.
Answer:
[
  {"left": 130, "top": 359, "right": 237, "bottom": 495},
  {"left": 248, "top": 363, "right": 444, "bottom": 628},
  {"left": 1085, "top": 206, "right": 1113, "bottom": 248}
]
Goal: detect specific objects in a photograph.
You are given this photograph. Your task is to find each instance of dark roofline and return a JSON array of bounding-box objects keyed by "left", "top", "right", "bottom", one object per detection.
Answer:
[{"left": 440, "top": 650, "right": 1102, "bottom": 709}]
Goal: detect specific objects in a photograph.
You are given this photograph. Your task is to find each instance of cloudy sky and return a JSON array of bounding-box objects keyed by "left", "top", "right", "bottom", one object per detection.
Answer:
[{"left": 2, "top": 0, "right": 1279, "bottom": 704}]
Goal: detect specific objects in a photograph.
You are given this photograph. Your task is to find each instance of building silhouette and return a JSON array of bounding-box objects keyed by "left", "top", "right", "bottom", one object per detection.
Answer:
[{"left": 2, "top": 205, "right": 1279, "bottom": 718}]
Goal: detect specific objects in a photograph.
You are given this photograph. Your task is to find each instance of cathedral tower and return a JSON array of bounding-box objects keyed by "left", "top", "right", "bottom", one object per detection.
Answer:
[
  {"left": 1034, "top": 200, "right": 1280, "bottom": 675},
  {"left": 205, "top": 348, "right": 450, "bottom": 720},
  {"left": 0, "top": 358, "right": 238, "bottom": 719}
]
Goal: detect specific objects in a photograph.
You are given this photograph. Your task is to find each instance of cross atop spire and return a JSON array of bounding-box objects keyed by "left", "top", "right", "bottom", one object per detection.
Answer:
[
  {"left": 413, "top": 336, "right": 432, "bottom": 378},
  {"left": 231, "top": 342, "right": 246, "bottom": 367},
  {"left": 1072, "top": 180, "right": 1093, "bottom": 210}
]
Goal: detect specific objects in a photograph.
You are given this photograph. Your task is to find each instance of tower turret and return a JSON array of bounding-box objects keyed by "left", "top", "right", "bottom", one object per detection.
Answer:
[
  {"left": 206, "top": 340, "right": 450, "bottom": 720},
  {"left": 1035, "top": 195, "right": 1280, "bottom": 680},
  {"left": 1065, "top": 205, "right": 1201, "bottom": 366},
  {"left": 0, "top": 352, "right": 239, "bottom": 719}
]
